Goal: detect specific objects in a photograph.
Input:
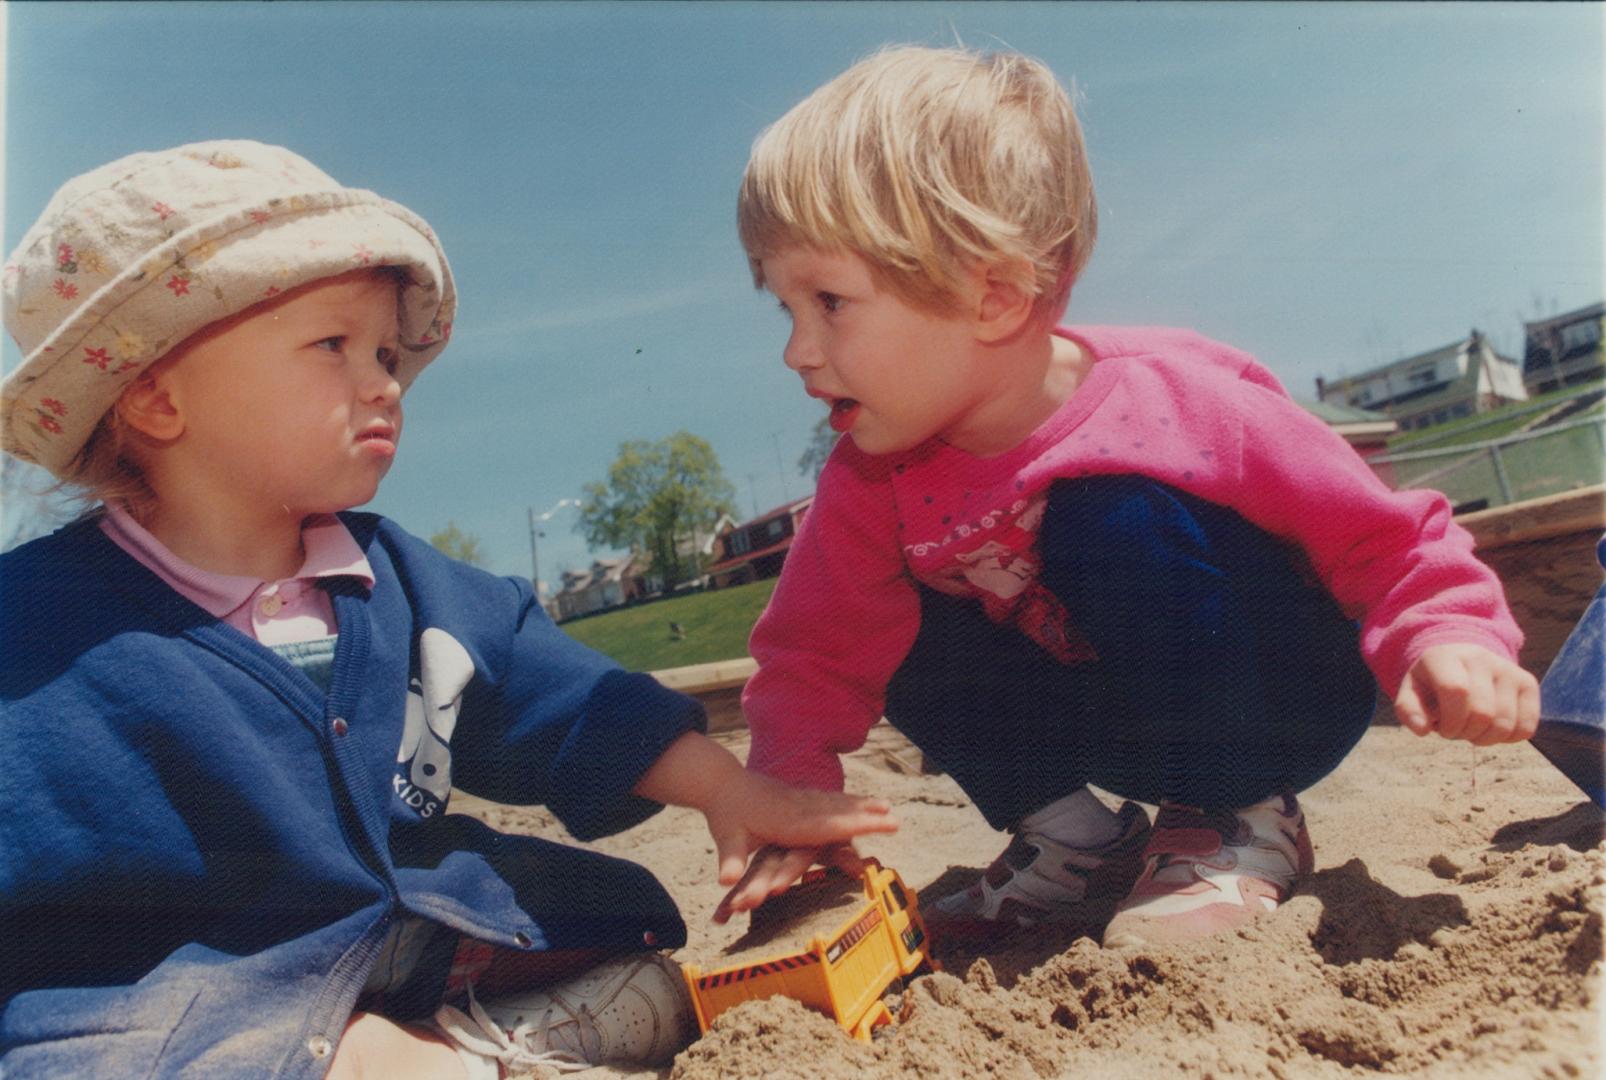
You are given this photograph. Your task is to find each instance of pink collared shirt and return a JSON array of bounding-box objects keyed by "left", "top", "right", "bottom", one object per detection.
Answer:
[{"left": 100, "top": 505, "right": 375, "bottom": 645}]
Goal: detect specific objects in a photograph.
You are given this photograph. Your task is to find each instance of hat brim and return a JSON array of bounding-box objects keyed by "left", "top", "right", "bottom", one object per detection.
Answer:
[{"left": 3, "top": 190, "right": 455, "bottom": 478}]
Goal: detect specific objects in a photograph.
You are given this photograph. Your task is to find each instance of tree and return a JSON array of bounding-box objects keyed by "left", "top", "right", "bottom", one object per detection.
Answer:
[
  {"left": 578, "top": 431, "right": 736, "bottom": 590},
  {"left": 429, "top": 521, "right": 486, "bottom": 567},
  {"left": 797, "top": 415, "right": 841, "bottom": 482}
]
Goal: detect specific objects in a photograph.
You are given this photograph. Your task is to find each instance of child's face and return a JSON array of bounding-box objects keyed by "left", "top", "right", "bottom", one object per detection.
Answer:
[
  {"left": 761, "top": 247, "right": 988, "bottom": 456},
  {"left": 144, "top": 269, "right": 404, "bottom": 521}
]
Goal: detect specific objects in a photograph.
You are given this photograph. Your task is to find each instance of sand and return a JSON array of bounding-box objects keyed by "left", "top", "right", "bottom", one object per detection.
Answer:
[
  {"left": 449, "top": 718, "right": 1602, "bottom": 1080},
  {"left": 713, "top": 866, "right": 880, "bottom": 968}
]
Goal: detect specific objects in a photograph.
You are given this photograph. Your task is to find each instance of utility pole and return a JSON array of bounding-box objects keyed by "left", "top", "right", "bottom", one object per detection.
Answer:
[
  {"left": 528, "top": 506, "right": 541, "bottom": 594},
  {"left": 771, "top": 431, "right": 790, "bottom": 501},
  {"left": 528, "top": 498, "right": 581, "bottom": 600}
]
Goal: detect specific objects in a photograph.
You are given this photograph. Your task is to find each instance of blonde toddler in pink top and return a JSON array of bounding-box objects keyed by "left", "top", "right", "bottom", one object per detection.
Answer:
[{"left": 719, "top": 46, "right": 1538, "bottom": 948}]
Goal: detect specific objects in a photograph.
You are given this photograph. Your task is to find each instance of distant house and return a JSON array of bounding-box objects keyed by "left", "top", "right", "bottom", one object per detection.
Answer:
[
  {"left": 629, "top": 514, "right": 740, "bottom": 595},
  {"left": 698, "top": 514, "right": 740, "bottom": 559},
  {"left": 1316, "top": 330, "right": 1527, "bottom": 434},
  {"left": 552, "top": 553, "right": 649, "bottom": 621},
  {"left": 705, "top": 496, "right": 813, "bottom": 589},
  {"left": 1523, "top": 302, "right": 1605, "bottom": 396}
]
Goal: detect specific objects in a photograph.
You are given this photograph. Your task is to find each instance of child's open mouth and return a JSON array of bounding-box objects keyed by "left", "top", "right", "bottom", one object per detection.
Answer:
[{"left": 829, "top": 397, "right": 860, "bottom": 433}]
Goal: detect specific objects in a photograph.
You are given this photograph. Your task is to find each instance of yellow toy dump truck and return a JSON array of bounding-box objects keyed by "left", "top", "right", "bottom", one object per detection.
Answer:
[{"left": 681, "top": 860, "right": 938, "bottom": 1042}]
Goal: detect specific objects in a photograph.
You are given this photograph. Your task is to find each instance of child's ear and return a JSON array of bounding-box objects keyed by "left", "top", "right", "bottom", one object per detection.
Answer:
[
  {"left": 116, "top": 366, "right": 185, "bottom": 442},
  {"left": 971, "top": 261, "right": 1038, "bottom": 344}
]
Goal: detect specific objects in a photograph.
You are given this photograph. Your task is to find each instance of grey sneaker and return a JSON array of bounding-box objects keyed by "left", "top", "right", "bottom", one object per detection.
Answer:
[
  {"left": 926, "top": 801, "right": 1151, "bottom": 940},
  {"left": 432, "top": 951, "right": 696, "bottom": 1072}
]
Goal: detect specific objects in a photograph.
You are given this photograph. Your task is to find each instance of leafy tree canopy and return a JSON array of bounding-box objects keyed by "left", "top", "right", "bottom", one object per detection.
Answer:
[
  {"left": 429, "top": 521, "right": 486, "bottom": 567},
  {"left": 578, "top": 431, "right": 736, "bottom": 589}
]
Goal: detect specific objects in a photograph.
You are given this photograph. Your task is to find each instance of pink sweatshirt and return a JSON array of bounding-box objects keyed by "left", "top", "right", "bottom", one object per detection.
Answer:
[{"left": 743, "top": 326, "right": 1523, "bottom": 791}]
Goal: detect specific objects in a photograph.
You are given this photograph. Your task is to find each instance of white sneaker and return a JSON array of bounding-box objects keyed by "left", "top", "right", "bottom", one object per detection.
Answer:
[{"left": 432, "top": 952, "right": 696, "bottom": 1072}]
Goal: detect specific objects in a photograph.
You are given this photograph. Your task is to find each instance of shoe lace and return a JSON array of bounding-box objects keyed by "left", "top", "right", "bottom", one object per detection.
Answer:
[{"left": 433, "top": 982, "right": 600, "bottom": 1074}]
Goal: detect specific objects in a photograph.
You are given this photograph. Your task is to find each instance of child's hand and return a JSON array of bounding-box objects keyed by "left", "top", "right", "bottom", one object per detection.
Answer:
[
  {"left": 712, "top": 842, "right": 866, "bottom": 924},
  {"left": 1393, "top": 644, "right": 1540, "bottom": 745},
  {"left": 703, "top": 769, "right": 896, "bottom": 911},
  {"left": 630, "top": 731, "right": 897, "bottom": 919}
]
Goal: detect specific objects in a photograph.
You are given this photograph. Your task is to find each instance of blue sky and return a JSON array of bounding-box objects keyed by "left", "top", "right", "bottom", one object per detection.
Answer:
[{"left": 4, "top": 2, "right": 1601, "bottom": 588}]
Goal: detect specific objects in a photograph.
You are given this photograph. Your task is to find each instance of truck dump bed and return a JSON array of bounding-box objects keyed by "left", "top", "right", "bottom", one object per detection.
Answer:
[{"left": 681, "top": 861, "right": 937, "bottom": 1042}]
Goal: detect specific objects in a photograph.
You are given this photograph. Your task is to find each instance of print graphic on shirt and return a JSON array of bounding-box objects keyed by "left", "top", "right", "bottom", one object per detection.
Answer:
[
  {"left": 394, "top": 627, "right": 475, "bottom": 818},
  {"left": 906, "top": 493, "right": 1093, "bottom": 665},
  {"left": 911, "top": 493, "right": 1045, "bottom": 601},
  {"left": 940, "top": 540, "right": 1036, "bottom": 600}
]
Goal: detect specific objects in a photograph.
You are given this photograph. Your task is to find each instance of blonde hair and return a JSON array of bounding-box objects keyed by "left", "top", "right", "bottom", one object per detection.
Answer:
[
  {"left": 59, "top": 407, "right": 154, "bottom": 521},
  {"left": 738, "top": 45, "right": 1097, "bottom": 315}
]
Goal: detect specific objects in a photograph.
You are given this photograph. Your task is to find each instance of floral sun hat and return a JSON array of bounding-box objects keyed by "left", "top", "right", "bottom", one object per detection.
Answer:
[{"left": 1, "top": 139, "right": 456, "bottom": 479}]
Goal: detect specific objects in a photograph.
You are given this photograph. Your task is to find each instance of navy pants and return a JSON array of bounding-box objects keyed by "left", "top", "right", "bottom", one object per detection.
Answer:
[{"left": 883, "top": 477, "right": 1376, "bottom": 829}]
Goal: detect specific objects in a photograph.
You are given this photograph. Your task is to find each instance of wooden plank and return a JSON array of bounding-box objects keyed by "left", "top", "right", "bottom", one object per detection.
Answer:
[
  {"left": 1457, "top": 485, "right": 1605, "bottom": 550},
  {"left": 649, "top": 657, "right": 758, "bottom": 694}
]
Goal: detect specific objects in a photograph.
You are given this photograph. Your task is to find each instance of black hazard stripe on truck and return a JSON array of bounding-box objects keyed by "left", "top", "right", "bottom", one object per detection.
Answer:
[
  {"left": 826, "top": 906, "right": 884, "bottom": 964},
  {"left": 697, "top": 953, "right": 820, "bottom": 989}
]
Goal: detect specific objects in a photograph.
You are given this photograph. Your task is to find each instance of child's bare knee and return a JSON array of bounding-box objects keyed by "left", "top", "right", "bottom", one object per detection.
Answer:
[{"left": 328, "top": 1011, "right": 465, "bottom": 1080}]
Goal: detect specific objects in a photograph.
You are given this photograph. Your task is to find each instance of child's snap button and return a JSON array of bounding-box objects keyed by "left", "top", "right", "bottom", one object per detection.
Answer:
[
  {"left": 331, "top": 717, "right": 349, "bottom": 737},
  {"left": 642, "top": 930, "right": 658, "bottom": 946},
  {"left": 257, "top": 593, "right": 285, "bottom": 616},
  {"left": 513, "top": 931, "right": 533, "bottom": 948},
  {"left": 307, "top": 1035, "right": 333, "bottom": 1059}
]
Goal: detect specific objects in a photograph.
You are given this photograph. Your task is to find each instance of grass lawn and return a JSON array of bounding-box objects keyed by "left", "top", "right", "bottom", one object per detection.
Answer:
[{"left": 559, "top": 578, "right": 779, "bottom": 671}]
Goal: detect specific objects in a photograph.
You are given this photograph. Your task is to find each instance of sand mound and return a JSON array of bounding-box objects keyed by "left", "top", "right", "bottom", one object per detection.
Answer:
[
  {"left": 676, "top": 848, "right": 1599, "bottom": 1079},
  {"left": 458, "top": 725, "right": 1602, "bottom": 1079}
]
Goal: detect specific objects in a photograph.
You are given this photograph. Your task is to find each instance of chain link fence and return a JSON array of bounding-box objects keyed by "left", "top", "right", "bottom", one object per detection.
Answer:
[{"left": 1368, "top": 416, "right": 1605, "bottom": 511}]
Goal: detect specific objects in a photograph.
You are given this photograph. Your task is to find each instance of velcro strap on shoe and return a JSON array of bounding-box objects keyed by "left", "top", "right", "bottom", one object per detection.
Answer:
[{"left": 1144, "top": 826, "right": 1223, "bottom": 859}]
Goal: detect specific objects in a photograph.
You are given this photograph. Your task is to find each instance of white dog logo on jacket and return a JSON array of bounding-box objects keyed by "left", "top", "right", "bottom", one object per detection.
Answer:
[{"left": 394, "top": 628, "right": 475, "bottom": 818}]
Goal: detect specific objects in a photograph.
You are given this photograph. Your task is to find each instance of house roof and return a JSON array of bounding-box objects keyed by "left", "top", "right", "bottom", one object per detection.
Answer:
[
  {"left": 557, "top": 555, "right": 637, "bottom": 595},
  {"left": 1524, "top": 301, "right": 1605, "bottom": 336},
  {"left": 697, "top": 514, "right": 739, "bottom": 555},
  {"left": 1296, "top": 397, "right": 1398, "bottom": 443},
  {"left": 724, "top": 495, "right": 814, "bottom": 532},
  {"left": 1384, "top": 350, "right": 1492, "bottom": 416},
  {"left": 1323, "top": 333, "right": 1522, "bottom": 418},
  {"left": 1325, "top": 337, "right": 1470, "bottom": 391},
  {"left": 706, "top": 535, "right": 797, "bottom": 576},
  {"left": 1298, "top": 398, "right": 1391, "bottom": 424}
]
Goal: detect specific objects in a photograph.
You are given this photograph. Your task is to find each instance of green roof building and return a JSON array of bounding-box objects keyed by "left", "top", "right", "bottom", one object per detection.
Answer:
[{"left": 1316, "top": 330, "right": 1528, "bottom": 434}]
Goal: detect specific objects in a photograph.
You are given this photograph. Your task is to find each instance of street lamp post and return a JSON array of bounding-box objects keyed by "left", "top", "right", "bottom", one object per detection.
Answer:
[{"left": 528, "top": 498, "right": 581, "bottom": 599}]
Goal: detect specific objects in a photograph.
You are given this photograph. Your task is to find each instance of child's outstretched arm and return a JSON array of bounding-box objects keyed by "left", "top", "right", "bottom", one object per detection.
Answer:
[
  {"left": 632, "top": 732, "right": 898, "bottom": 906},
  {"left": 1393, "top": 643, "right": 1540, "bottom": 746}
]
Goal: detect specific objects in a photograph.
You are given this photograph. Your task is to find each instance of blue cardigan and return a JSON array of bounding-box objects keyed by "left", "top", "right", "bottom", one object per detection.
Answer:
[{"left": 0, "top": 513, "right": 704, "bottom": 1078}]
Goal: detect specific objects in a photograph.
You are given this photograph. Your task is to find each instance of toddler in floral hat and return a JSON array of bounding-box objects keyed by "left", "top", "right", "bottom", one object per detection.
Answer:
[{"left": 0, "top": 141, "right": 895, "bottom": 1079}]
